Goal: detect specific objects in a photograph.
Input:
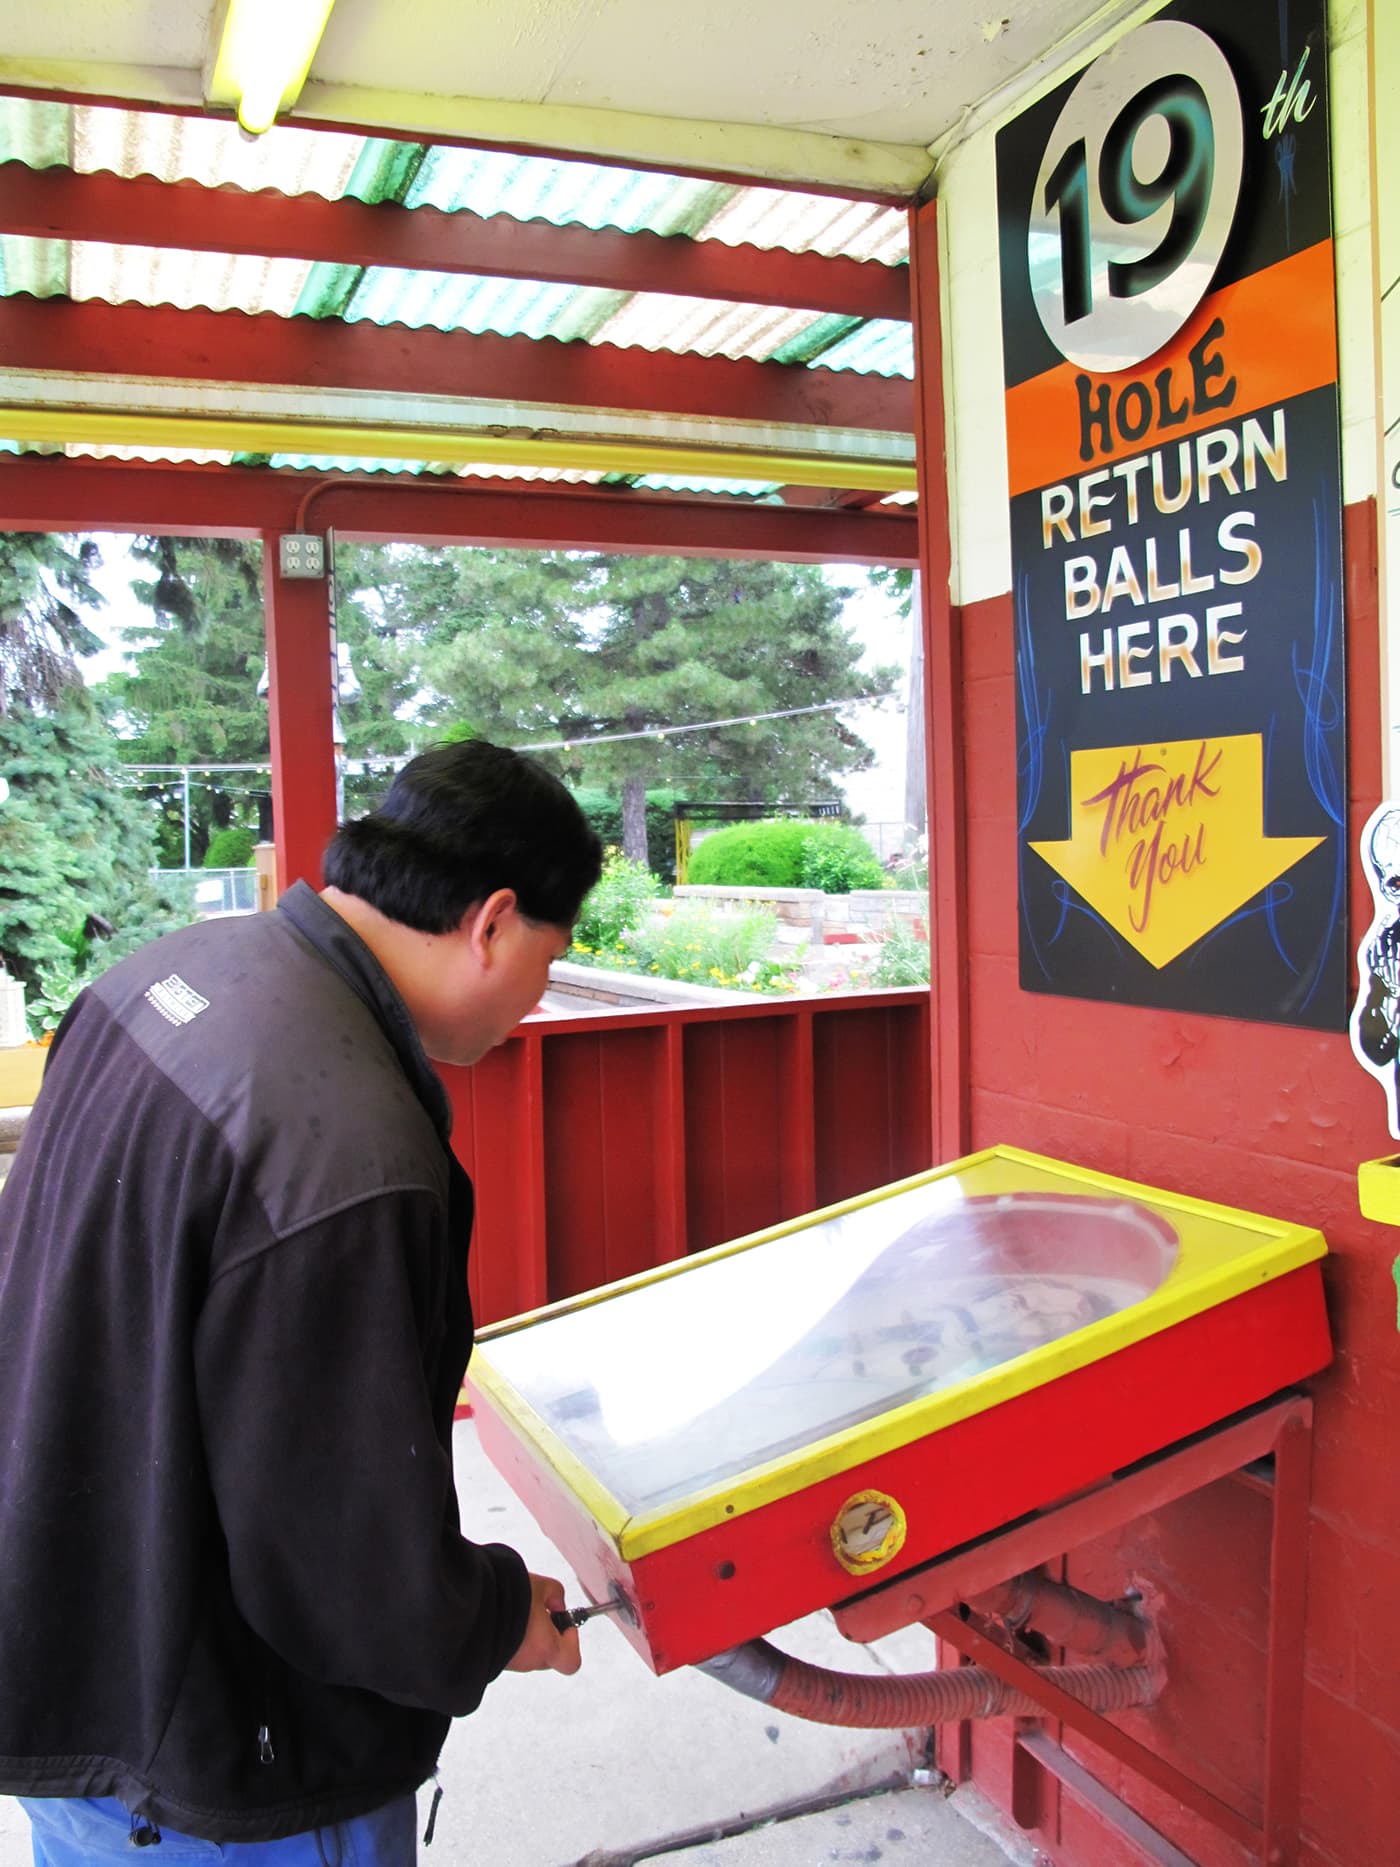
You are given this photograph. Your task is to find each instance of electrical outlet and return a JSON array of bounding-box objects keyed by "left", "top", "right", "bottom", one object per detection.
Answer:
[{"left": 278, "top": 533, "right": 326, "bottom": 579}]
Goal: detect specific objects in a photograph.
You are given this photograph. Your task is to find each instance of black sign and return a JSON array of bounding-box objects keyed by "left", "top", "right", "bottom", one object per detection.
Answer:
[{"left": 997, "top": 0, "right": 1346, "bottom": 1028}]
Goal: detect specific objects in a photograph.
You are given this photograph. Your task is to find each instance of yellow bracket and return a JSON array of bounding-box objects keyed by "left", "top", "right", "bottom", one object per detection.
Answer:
[{"left": 1358, "top": 1155, "right": 1400, "bottom": 1224}]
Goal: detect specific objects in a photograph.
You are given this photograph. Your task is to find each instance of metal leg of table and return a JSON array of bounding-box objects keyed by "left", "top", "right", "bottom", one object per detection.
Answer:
[{"left": 910, "top": 1395, "right": 1315, "bottom": 1866}]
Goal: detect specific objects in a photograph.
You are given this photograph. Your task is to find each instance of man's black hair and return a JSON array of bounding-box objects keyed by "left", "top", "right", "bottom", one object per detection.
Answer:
[{"left": 323, "top": 739, "right": 602, "bottom": 933}]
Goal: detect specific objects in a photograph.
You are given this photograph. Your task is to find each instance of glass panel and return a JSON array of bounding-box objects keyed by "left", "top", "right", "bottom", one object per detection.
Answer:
[{"left": 485, "top": 1178, "right": 1179, "bottom": 1514}]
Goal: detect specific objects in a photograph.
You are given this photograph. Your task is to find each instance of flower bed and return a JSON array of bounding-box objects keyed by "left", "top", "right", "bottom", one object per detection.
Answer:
[{"left": 568, "top": 855, "right": 929, "bottom": 998}]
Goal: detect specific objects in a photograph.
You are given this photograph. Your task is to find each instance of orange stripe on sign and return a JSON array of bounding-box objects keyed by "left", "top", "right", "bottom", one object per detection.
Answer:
[{"left": 1005, "top": 240, "right": 1338, "bottom": 499}]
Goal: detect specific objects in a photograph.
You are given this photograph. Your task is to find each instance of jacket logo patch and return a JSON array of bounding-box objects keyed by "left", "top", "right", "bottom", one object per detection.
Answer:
[{"left": 145, "top": 973, "right": 211, "bottom": 1026}]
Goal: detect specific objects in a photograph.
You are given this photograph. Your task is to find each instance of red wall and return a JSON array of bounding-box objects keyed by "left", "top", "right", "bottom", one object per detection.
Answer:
[{"left": 953, "top": 501, "right": 1399, "bottom": 1864}]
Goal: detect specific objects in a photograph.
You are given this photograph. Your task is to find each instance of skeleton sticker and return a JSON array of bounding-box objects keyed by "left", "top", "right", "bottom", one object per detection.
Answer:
[{"left": 1351, "top": 804, "right": 1400, "bottom": 1137}]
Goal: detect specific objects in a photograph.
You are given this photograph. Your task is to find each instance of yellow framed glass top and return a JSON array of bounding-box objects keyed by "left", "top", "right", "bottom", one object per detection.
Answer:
[{"left": 471, "top": 1146, "right": 1325, "bottom": 1556}]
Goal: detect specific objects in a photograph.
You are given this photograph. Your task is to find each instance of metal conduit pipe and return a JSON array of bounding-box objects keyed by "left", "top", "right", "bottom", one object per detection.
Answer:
[
  {"left": 698, "top": 1639, "right": 1159, "bottom": 1729},
  {"left": 967, "top": 1571, "right": 1148, "bottom": 1667}
]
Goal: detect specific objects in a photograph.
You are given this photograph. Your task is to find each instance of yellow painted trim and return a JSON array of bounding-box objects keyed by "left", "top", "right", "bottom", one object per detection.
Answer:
[
  {"left": 474, "top": 1145, "right": 1328, "bottom": 1560},
  {"left": 292, "top": 84, "right": 934, "bottom": 198},
  {"left": 0, "top": 406, "right": 918, "bottom": 492},
  {"left": 0, "top": 62, "right": 932, "bottom": 198},
  {"left": 467, "top": 1359, "right": 633, "bottom": 1541},
  {"left": 0, "top": 59, "right": 205, "bottom": 109}
]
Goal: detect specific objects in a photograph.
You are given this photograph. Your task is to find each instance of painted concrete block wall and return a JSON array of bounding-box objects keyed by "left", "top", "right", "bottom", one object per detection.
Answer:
[{"left": 931, "top": 3, "right": 1397, "bottom": 1862}]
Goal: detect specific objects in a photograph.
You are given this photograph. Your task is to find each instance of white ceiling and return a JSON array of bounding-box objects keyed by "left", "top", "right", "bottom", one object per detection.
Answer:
[{"left": 0, "top": 0, "right": 1148, "bottom": 193}]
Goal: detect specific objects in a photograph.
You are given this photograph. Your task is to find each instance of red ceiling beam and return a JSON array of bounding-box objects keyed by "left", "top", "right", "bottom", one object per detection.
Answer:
[
  {"left": 0, "top": 457, "right": 919, "bottom": 565},
  {"left": 0, "top": 294, "right": 912, "bottom": 435},
  {"left": 0, "top": 163, "right": 909, "bottom": 323}
]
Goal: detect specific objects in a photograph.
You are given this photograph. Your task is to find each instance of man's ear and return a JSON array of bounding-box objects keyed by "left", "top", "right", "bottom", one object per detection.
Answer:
[{"left": 463, "top": 888, "right": 518, "bottom": 964}]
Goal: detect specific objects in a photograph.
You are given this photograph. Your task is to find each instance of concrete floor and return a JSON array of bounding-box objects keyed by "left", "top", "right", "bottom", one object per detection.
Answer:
[{"left": 0, "top": 1420, "right": 1027, "bottom": 1867}]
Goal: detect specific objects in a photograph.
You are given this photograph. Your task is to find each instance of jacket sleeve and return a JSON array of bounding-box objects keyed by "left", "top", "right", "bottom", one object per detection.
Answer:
[{"left": 193, "top": 1190, "right": 531, "bottom": 1716}]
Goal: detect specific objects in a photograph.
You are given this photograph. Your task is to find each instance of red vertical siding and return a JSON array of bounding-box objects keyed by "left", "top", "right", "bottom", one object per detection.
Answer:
[
  {"left": 539, "top": 1024, "right": 687, "bottom": 1296},
  {"left": 957, "top": 500, "right": 1400, "bottom": 1865},
  {"left": 811, "top": 1000, "right": 933, "bottom": 1204},
  {"left": 683, "top": 1013, "right": 805, "bottom": 1251},
  {"left": 443, "top": 1037, "right": 548, "bottom": 1324}
]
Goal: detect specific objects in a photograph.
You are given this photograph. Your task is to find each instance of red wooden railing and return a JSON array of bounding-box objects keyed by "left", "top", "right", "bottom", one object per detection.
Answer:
[{"left": 439, "top": 990, "right": 933, "bottom": 1326}]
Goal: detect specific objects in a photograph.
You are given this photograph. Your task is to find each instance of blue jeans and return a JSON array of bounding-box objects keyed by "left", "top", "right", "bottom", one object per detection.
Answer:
[{"left": 20, "top": 1795, "right": 418, "bottom": 1865}]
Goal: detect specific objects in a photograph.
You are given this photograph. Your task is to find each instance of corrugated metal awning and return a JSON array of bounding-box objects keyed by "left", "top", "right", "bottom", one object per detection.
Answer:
[{"left": 0, "top": 94, "right": 917, "bottom": 499}]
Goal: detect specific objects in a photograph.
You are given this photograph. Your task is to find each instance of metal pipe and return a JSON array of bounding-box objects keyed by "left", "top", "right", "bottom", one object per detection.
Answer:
[
  {"left": 697, "top": 1638, "right": 1158, "bottom": 1729},
  {"left": 968, "top": 1571, "right": 1148, "bottom": 1667}
]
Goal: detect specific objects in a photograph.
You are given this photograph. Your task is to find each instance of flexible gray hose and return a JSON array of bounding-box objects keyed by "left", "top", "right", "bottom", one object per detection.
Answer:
[{"left": 698, "top": 1638, "right": 1157, "bottom": 1728}]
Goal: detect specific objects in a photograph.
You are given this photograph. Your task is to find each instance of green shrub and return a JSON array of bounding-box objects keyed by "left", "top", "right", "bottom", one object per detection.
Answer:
[
  {"left": 571, "top": 850, "right": 661, "bottom": 958},
  {"left": 628, "top": 901, "right": 803, "bottom": 994},
  {"left": 202, "top": 826, "right": 257, "bottom": 868},
  {"left": 797, "top": 825, "right": 887, "bottom": 895},
  {"left": 571, "top": 789, "right": 677, "bottom": 881},
  {"left": 686, "top": 817, "right": 886, "bottom": 894},
  {"left": 686, "top": 819, "right": 815, "bottom": 887}
]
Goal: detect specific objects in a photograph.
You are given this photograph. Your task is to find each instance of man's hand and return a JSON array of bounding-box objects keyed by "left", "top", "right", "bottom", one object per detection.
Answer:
[{"left": 505, "top": 1572, "right": 582, "bottom": 1675}]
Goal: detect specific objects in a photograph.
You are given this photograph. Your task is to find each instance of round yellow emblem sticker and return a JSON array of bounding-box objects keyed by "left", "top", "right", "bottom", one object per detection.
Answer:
[{"left": 830, "top": 1489, "right": 908, "bottom": 1575}]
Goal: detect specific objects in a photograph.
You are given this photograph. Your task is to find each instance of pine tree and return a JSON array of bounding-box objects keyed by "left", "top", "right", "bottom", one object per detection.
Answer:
[
  {"left": 573, "top": 556, "right": 895, "bottom": 858},
  {"left": 0, "top": 531, "right": 186, "bottom": 1023},
  {"left": 0, "top": 703, "right": 186, "bottom": 1023},
  {"left": 0, "top": 533, "right": 104, "bottom": 715},
  {"left": 333, "top": 542, "right": 459, "bottom": 812},
  {"left": 344, "top": 545, "right": 896, "bottom": 865},
  {"left": 96, "top": 538, "right": 271, "bottom": 864}
]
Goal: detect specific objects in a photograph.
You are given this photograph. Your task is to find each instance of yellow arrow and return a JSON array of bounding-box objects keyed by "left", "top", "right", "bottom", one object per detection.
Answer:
[{"left": 1029, "top": 734, "right": 1324, "bottom": 969}]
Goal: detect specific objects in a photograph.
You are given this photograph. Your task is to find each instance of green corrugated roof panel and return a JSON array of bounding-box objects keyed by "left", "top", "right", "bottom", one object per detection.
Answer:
[
  {"left": 0, "top": 236, "right": 68, "bottom": 298},
  {"left": 405, "top": 147, "right": 735, "bottom": 237},
  {"left": 809, "top": 319, "right": 914, "bottom": 377},
  {"left": 0, "top": 97, "right": 70, "bottom": 167},
  {"left": 305, "top": 147, "right": 737, "bottom": 346},
  {"left": 0, "top": 94, "right": 914, "bottom": 477},
  {"left": 293, "top": 138, "right": 427, "bottom": 320}
]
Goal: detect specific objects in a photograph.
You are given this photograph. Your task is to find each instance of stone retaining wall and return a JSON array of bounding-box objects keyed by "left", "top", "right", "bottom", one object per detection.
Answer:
[
  {"left": 841, "top": 889, "right": 927, "bottom": 937},
  {"left": 672, "top": 884, "right": 927, "bottom": 941},
  {"left": 545, "top": 959, "right": 751, "bottom": 1011},
  {"left": 673, "top": 884, "right": 827, "bottom": 934}
]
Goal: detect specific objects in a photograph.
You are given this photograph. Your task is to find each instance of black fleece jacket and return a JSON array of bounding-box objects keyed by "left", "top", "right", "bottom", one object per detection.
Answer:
[{"left": 0, "top": 883, "right": 531, "bottom": 1841}]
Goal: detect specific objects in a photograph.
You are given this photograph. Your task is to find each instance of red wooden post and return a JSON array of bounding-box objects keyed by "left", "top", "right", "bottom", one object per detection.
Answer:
[
  {"left": 262, "top": 531, "right": 338, "bottom": 893},
  {"left": 908, "top": 198, "right": 968, "bottom": 1163},
  {"left": 1261, "top": 1408, "right": 1313, "bottom": 1867}
]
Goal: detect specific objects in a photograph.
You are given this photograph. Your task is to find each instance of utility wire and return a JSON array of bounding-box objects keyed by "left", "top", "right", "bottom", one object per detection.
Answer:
[
  {"left": 108, "top": 692, "right": 897, "bottom": 777},
  {"left": 521, "top": 693, "right": 897, "bottom": 754}
]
